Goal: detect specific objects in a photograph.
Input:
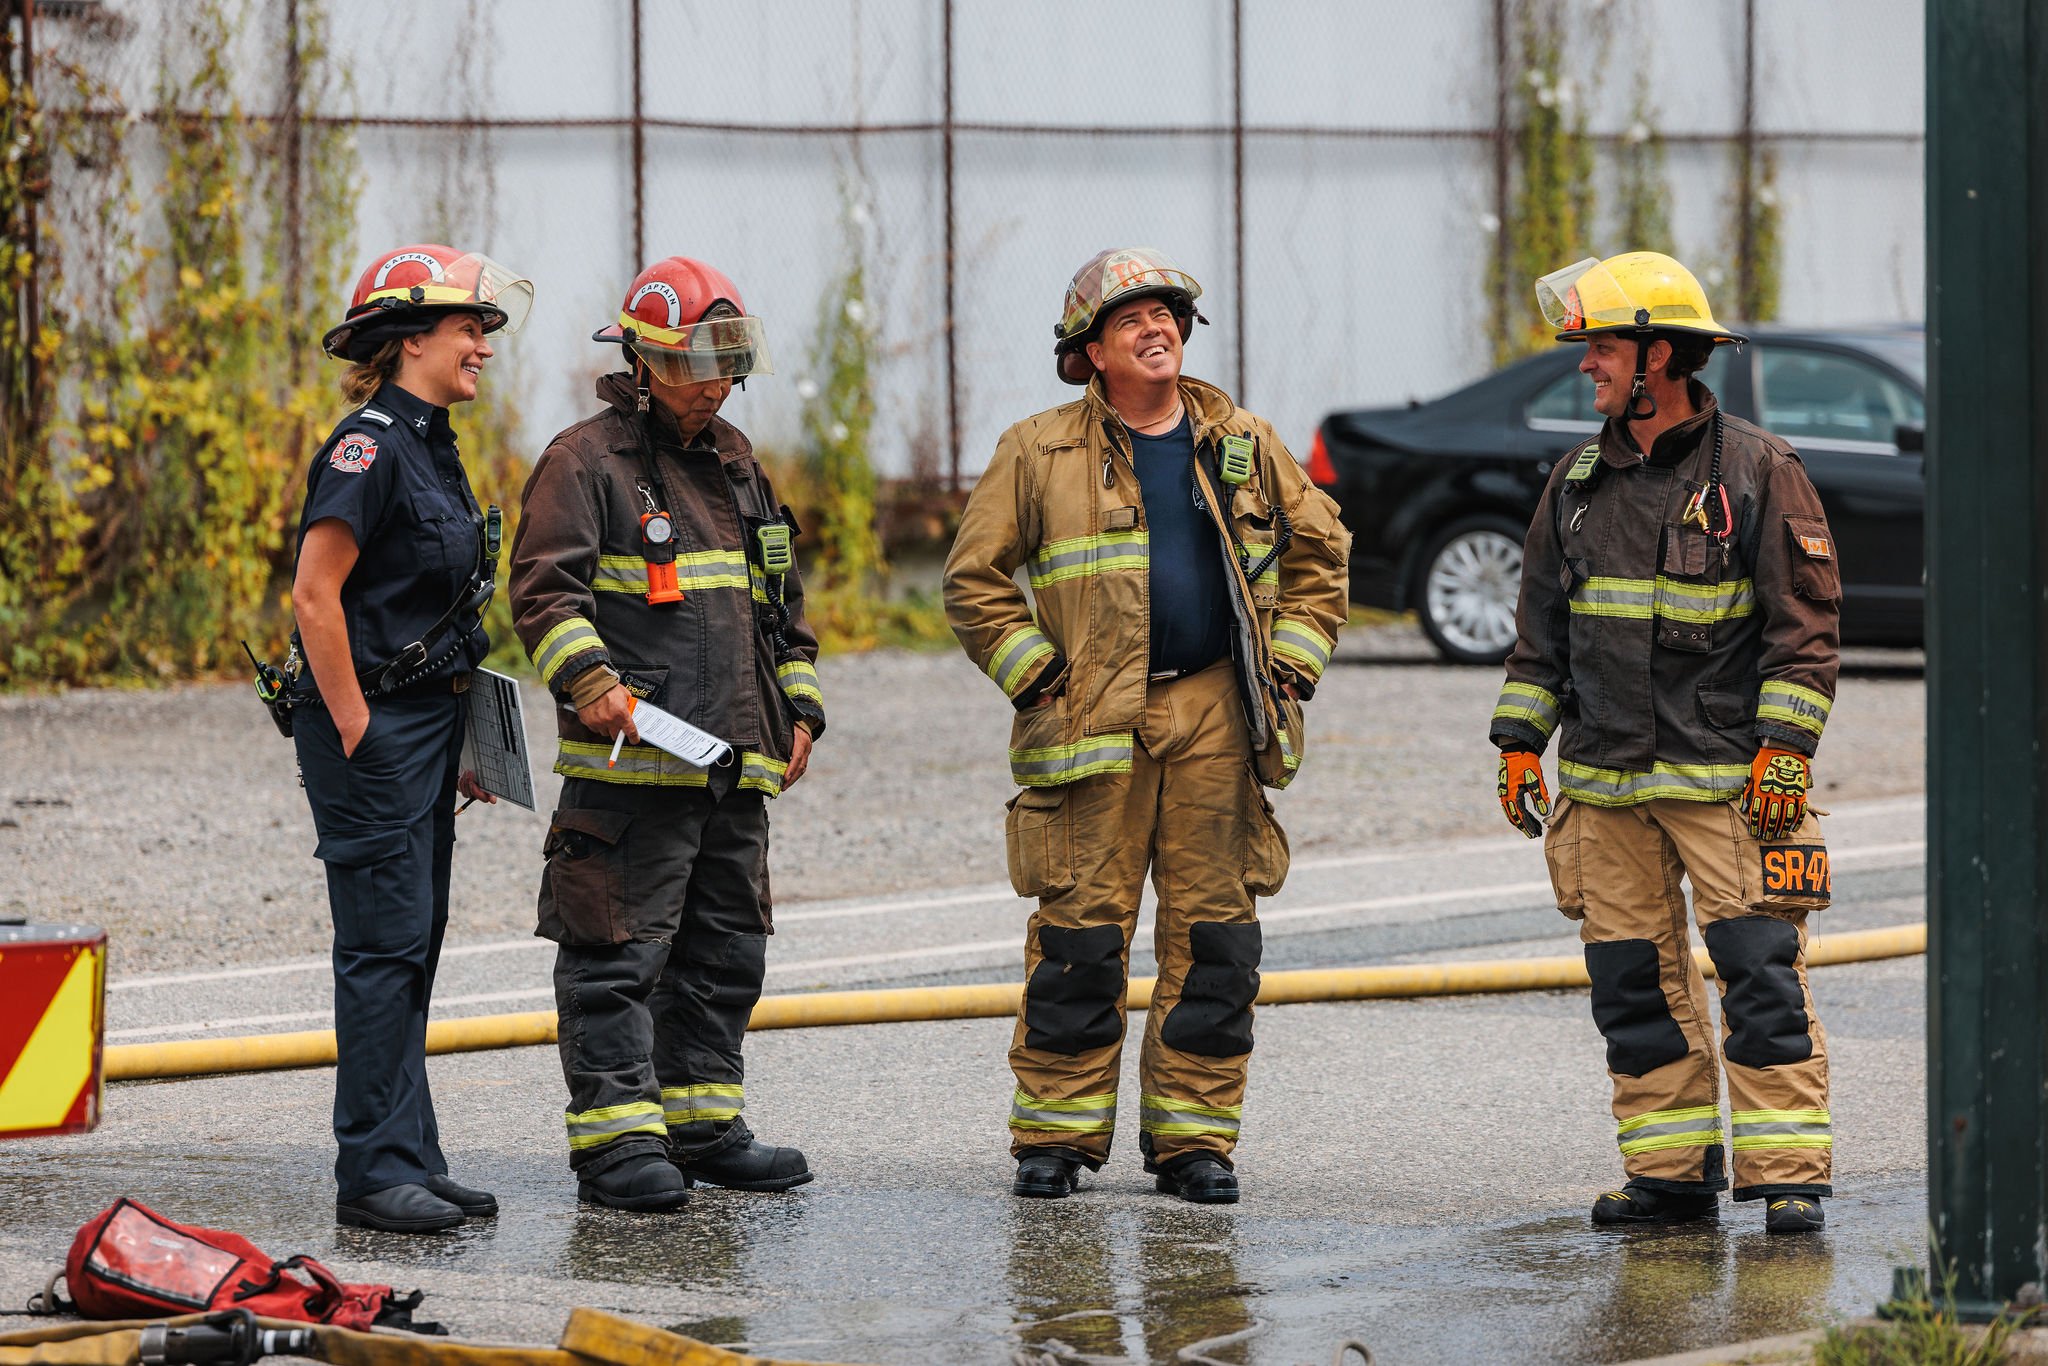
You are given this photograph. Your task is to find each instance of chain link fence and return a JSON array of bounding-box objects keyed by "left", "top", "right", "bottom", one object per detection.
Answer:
[{"left": 35, "top": 0, "right": 1924, "bottom": 483}]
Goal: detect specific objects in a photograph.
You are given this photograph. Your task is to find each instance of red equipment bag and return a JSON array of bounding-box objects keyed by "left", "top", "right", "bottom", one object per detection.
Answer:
[{"left": 61, "top": 1198, "right": 433, "bottom": 1331}]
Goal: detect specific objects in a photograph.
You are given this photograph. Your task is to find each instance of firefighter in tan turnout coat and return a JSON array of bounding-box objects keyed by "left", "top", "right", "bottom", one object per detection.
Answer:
[
  {"left": 944, "top": 248, "right": 1349, "bottom": 1204},
  {"left": 1492, "top": 252, "right": 1839, "bottom": 1233}
]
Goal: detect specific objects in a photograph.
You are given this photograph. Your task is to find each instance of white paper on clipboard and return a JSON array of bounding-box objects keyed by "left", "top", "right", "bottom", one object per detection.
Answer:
[
  {"left": 628, "top": 697, "right": 734, "bottom": 769},
  {"left": 460, "top": 668, "right": 538, "bottom": 810}
]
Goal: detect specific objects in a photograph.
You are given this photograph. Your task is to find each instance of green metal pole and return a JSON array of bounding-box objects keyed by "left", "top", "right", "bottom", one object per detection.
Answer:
[{"left": 1926, "top": 0, "right": 2048, "bottom": 1319}]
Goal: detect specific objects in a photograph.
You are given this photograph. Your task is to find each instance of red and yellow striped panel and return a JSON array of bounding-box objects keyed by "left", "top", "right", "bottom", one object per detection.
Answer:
[{"left": 0, "top": 924, "right": 106, "bottom": 1139}]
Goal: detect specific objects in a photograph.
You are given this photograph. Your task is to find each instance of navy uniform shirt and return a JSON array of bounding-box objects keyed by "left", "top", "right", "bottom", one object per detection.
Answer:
[
  {"left": 295, "top": 382, "right": 489, "bottom": 689},
  {"left": 1128, "top": 412, "right": 1232, "bottom": 674}
]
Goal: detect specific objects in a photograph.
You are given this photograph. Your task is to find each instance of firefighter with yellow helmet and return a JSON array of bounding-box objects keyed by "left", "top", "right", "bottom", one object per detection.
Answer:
[
  {"left": 1491, "top": 252, "right": 1839, "bottom": 1232},
  {"left": 944, "top": 248, "right": 1349, "bottom": 1203}
]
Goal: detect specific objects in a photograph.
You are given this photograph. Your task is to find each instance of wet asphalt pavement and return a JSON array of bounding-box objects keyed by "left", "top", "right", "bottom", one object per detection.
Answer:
[{"left": 0, "top": 629, "right": 1930, "bottom": 1364}]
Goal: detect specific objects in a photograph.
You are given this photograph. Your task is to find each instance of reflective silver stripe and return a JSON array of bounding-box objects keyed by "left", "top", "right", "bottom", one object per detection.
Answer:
[
  {"left": 358, "top": 407, "right": 395, "bottom": 427},
  {"left": 1009, "top": 734, "right": 1135, "bottom": 786},
  {"left": 1271, "top": 619, "right": 1334, "bottom": 678},
  {"left": 1756, "top": 681, "right": 1831, "bottom": 736},
  {"left": 565, "top": 1101, "right": 667, "bottom": 1151},
  {"left": 662, "top": 1084, "right": 743, "bottom": 1124},
  {"left": 1615, "top": 1104, "right": 1723, "bottom": 1156},
  {"left": 1028, "top": 531, "right": 1150, "bottom": 588},
  {"left": 777, "top": 658, "right": 823, "bottom": 706},
  {"left": 1730, "top": 1108, "right": 1832, "bottom": 1149},
  {"left": 1654, "top": 576, "right": 1755, "bottom": 623},
  {"left": 1492, "top": 682, "right": 1560, "bottom": 739},
  {"left": 532, "top": 617, "right": 606, "bottom": 686},
  {"left": 593, "top": 551, "right": 752, "bottom": 595},
  {"left": 1570, "top": 576, "right": 1656, "bottom": 618},
  {"left": 556, "top": 740, "right": 711, "bottom": 786},
  {"left": 739, "top": 750, "right": 788, "bottom": 796},
  {"left": 1559, "top": 760, "right": 1750, "bottom": 806},
  {"left": 1239, "top": 542, "right": 1280, "bottom": 585},
  {"left": 988, "top": 626, "right": 1057, "bottom": 697},
  {"left": 1138, "top": 1096, "right": 1242, "bottom": 1137},
  {"left": 1011, "top": 1090, "right": 1117, "bottom": 1133}
]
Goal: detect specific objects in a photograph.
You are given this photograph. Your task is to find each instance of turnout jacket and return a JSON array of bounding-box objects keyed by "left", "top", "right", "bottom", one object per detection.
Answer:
[
  {"left": 1490, "top": 383, "right": 1840, "bottom": 806},
  {"left": 508, "top": 373, "right": 823, "bottom": 795},
  {"left": 944, "top": 374, "right": 1350, "bottom": 789}
]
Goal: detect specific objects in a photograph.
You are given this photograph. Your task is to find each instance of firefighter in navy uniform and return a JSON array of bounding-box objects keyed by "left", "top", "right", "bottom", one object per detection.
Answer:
[
  {"left": 292, "top": 243, "right": 532, "bottom": 1233},
  {"left": 509, "top": 257, "right": 823, "bottom": 1212},
  {"left": 1491, "top": 252, "right": 1839, "bottom": 1234}
]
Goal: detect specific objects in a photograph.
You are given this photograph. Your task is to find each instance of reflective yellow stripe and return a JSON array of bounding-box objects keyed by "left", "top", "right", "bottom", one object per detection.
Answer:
[
  {"left": 1730, "top": 1107, "right": 1832, "bottom": 1150},
  {"left": 1028, "top": 530, "right": 1150, "bottom": 588},
  {"left": 565, "top": 1100, "right": 667, "bottom": 1151},
  {"left": 1011, "top": 1088, "right": 1117, "bottom": 1133},
  {"left": 1757, "top": 681, "right": 1831, "bottom": 736},
  {"left": 1569, "top": 575, "right": 1755, "bottom": 625},
  {"left": 662, "top": 1083, "right": 744, "bottom": 1125},
  {"left": 988, "top": 626, "right": 1057, "bottom": 698},
  {"left": 1560, "top": 760, "right": 1751, "bottom": 806},
  {"left": 592, "top": 550, "right": 752, "bottom": 595},
  {"left": 556, "top": 739, "right": 711, "bottom": 786},
  {"left": 1492, "top": 681, "right": 1560, "bottom": 739},
  {"left": 532, "top": 617, "right": 606, "bottom": 687},
  {"left": 739, "top": 750, "right": 788, "bottom": 796},
  {"left": 1239, "top": 542, "right": 1281, "bottom": 586},
  {"left": 1271, "top": 619, "right": 1334, "bottom": 679},
  {"left": 1009, "top": 734, "right": 1135, "bottom": 787},
  {"left": 777, "top": 658, "right": 823, "bottom": 706},
  {"left": 1138, "top": 1094, "right": 1242, "bottom": 1138},
  {"left": 1616, "top": 1104, "right": 1723, "bottom": 1157}
]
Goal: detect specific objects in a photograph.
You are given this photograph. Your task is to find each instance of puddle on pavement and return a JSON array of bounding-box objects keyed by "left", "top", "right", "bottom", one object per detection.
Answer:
[{"left": 0, "top": 1156, "right": 1924, "bottom": 1364}]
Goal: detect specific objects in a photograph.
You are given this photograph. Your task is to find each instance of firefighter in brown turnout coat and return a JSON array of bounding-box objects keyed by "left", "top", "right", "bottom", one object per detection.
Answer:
[
  {"left": 1491, "top": 252, "right": 1838, "bottom": 1233},
  {"left": 944, "top": 248, "right": 1349, "bottom": 1203},
  {"left": 509, "top": 257, "right": 823, "bottom": 1212}
]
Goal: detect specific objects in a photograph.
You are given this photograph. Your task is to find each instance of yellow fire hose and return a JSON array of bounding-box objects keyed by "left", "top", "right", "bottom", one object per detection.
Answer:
[
  {"left": 0, "top": 1306, "right": 845, "bottom": 1366},
  {"left": 103, "top": 922, "right": 1926, "bottom": 1084}
]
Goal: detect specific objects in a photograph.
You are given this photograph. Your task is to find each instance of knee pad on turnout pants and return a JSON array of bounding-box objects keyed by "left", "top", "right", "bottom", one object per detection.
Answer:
[
  {"left": 1585, "top": 939, "right": 1689, "bottom": 1077},
  {"left": 1159, "top": 921, "right": 1262, "bottom": 1057},
  {"left": 1703, "top": 916, "right": 1812, "bottom": 1068},
  {"left": 1024, "top": 923, "right": 1126, "bottom": 1054}
]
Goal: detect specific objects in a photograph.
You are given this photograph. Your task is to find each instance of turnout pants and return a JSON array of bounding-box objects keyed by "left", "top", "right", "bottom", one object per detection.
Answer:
[
  {"left": 295, "top": 692, "right": 464, "bottom": 1202},
  {"left": 1544, "top": 796, "right": 1833, "bottom": 1200},
  {"left": 1004, "top": 660, "right": 1290, "bottom": 1170},
  {"left": 539, "top": 768, "right": 772, "bottom": 1176}
]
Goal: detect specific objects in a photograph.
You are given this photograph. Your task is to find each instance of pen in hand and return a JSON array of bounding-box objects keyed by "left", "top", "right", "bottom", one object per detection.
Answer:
[{"left": 606, "top": 728, "right": 627, "bottom": 769}]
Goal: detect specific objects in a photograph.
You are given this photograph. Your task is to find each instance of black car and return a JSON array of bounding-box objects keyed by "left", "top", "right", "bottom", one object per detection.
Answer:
[{"left": 1306, "top": 326, "right": 1926, "bottom": 663}]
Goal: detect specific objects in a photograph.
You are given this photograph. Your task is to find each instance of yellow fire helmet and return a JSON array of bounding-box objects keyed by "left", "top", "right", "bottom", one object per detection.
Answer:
[{"left": 1535, "top": 251, "right": 1747, "bottom": 346}]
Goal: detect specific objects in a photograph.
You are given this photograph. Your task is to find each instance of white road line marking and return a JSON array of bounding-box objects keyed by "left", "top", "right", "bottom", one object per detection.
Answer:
[{"left": 108, "top": 813, "right": 1930, "bottom": 995}]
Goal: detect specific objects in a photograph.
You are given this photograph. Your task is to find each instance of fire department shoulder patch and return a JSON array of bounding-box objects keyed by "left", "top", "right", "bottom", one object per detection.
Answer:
[
  {"left": 1761, "top": 844, "right": 1831, "bottom": 901},
  {"left": 329, "top": 433, "right": 379, "bottom": 473}
]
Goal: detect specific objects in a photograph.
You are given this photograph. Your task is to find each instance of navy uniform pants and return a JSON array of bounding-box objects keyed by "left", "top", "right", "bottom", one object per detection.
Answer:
[
  {"left": 295, "top": 692, "right": 463, "bottom": 1201},
  {"left": 538, "top": 768, "right": 771, "bottom": 1176}
]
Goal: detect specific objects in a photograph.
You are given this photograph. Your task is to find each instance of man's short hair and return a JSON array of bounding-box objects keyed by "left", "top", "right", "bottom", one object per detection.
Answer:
[{"left": 1661, "top": 333, "right": 1716, "bottom": 381}]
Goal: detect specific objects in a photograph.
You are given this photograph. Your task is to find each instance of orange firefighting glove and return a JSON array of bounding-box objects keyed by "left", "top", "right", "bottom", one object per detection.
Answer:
[
  {"left": 1742, "top": 748, "right": 1811, "bottom": 842},
  {"left": 1498, "top": 749, "right": 1551, "bottom": 839}
]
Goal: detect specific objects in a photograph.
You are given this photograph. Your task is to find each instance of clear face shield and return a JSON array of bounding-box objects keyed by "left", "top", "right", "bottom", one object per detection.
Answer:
[
  {"left": 1535, "top": 257, "right": 1638, "bottom": 335},
  {"left": 628, "top": 314, "right": 773, "bottom": 386}
]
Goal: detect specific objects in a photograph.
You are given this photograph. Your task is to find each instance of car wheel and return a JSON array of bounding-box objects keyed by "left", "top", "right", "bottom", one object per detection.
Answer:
[{"left": 1415, "top": 515, "right": 1525, "bottom": 666}]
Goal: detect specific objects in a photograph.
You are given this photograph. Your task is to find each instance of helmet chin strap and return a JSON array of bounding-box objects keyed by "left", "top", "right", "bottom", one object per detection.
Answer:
[
  {"left": 631, "top": 350, "right": 652, "bottom": 414},
  {"left": 1626, "top": 329, "right": 1658, "bottom": 422}
]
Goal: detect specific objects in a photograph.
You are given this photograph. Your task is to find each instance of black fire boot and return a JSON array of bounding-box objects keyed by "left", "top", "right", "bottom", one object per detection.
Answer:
[
  {"left": 1764, "top": 1195, "right": 1826, "bottom": 1233},
  {"left": 1591, "top": 1181, "right": 1718, "bottom": 1226},
  {"left": 1154, "top": 1156, "right": 1240, "bottom": 1205},
  {"left": 578, "top": 1150, "right": 692, "bottom": 1212},
  {"left": 1013, "top": 1150, "right": 1083, "bottom": 1199},
  {"left": 674, "top": 1119, "right": 813, "bottom": 1192}
]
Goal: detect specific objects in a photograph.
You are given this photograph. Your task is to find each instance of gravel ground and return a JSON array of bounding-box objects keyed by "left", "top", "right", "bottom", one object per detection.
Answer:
[{"left": 0, "top": 619, "right": 1925, "bottom": 976}]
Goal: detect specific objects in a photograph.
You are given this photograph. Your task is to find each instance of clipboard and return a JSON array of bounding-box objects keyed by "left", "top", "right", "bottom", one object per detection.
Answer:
[{"left": 460, "top": 668, "right": 538, "bottom": 810}]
